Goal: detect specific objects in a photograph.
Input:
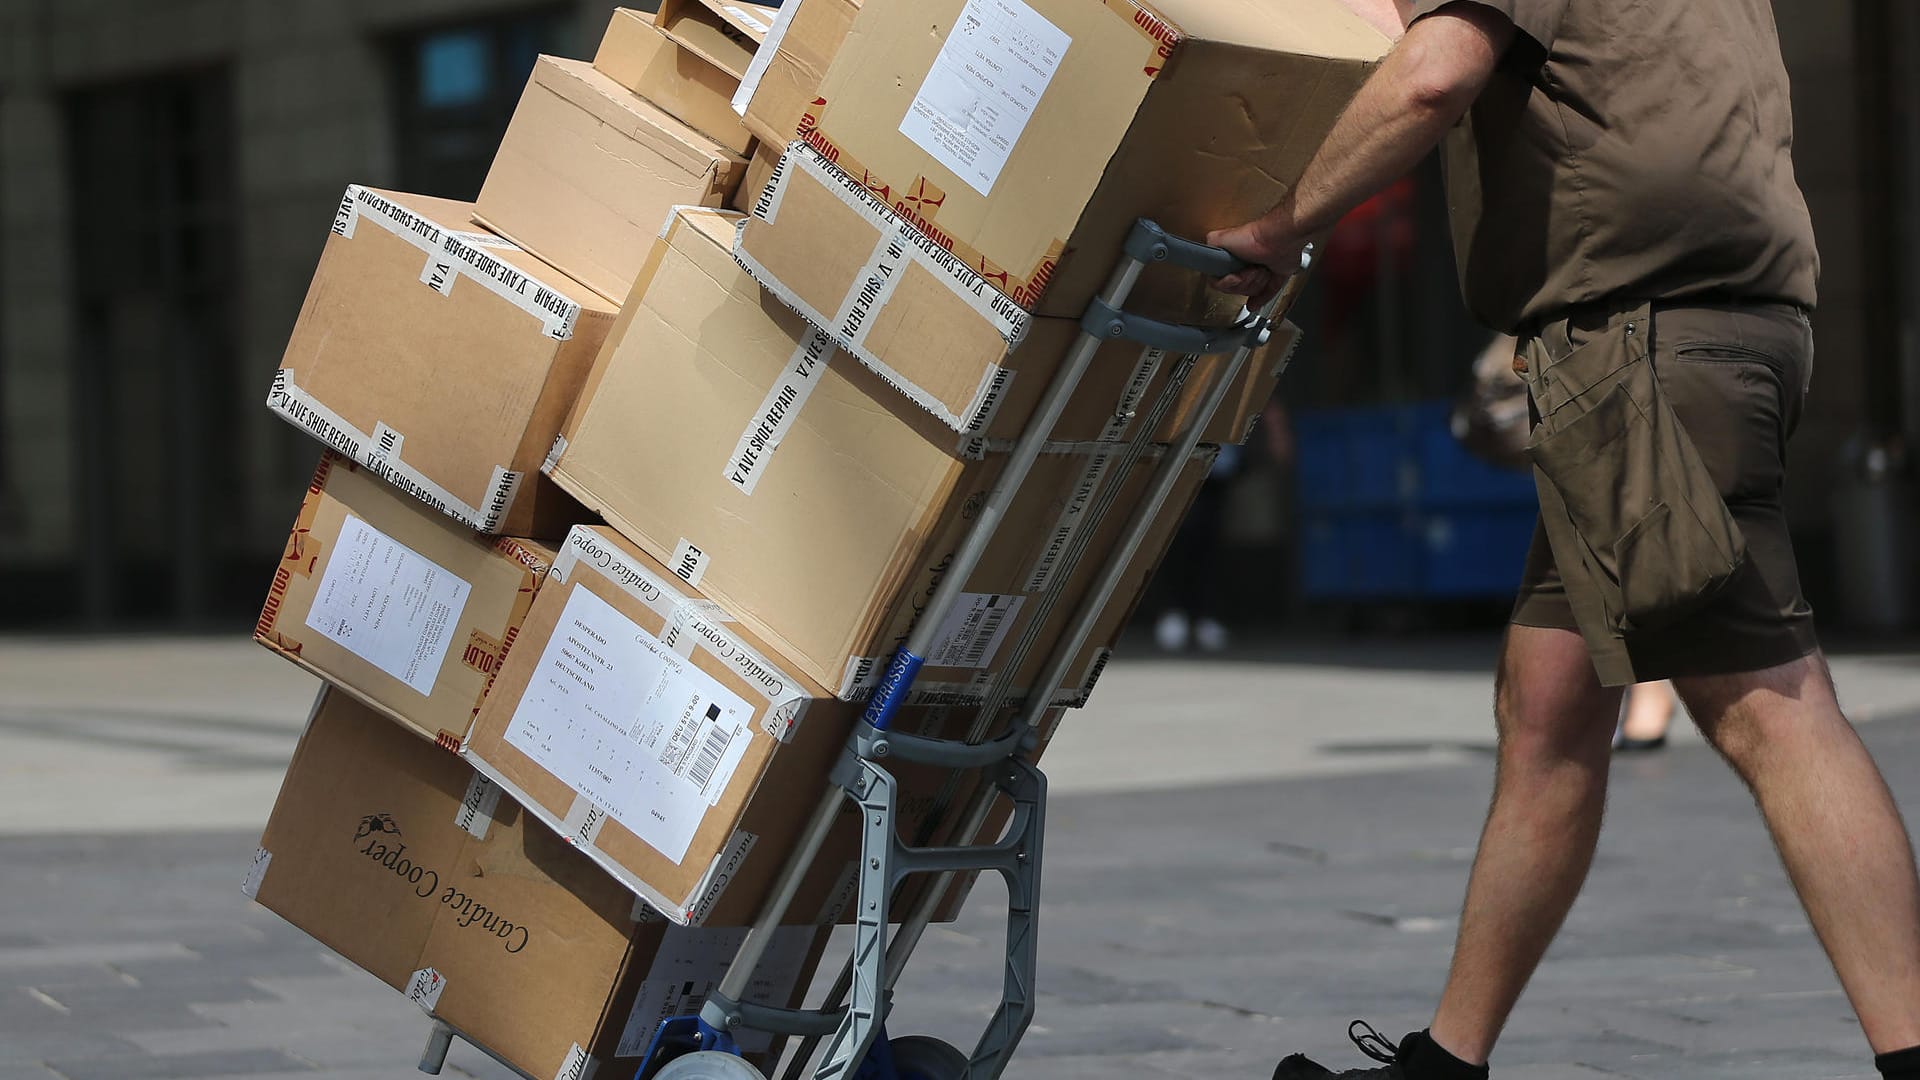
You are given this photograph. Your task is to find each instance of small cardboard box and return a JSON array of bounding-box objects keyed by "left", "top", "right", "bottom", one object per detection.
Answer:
[
  {"left": 737, "top": 0, "right": 1383, "bottom": 430},
  {"left": 548, "top": 208, "right": 1222, "bottom": 699},
  {"left": 255, "top": 453, "right": 553, "bottom": 748},
  {"left": 655, "top": 0, "right": 783, "bottom": 80},
  {"left": 594, "top": 8, "right": 755, "bottom": 155},
  {"left": 268, "top": 185, "right": 614, "bottom": 536},
  {"left": 474, "top": 55, "right": 746, "bottom": 305},
  {"left": 735, "top": 0, "right": 863, "bottom": 147},
  {"left": 250, "top": 688, "right": 829, "bottom": 1080}
]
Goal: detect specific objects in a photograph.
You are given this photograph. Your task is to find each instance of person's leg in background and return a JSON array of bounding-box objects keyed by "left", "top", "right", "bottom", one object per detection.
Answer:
[
  {"left": 1675, "top": 654, "right": 1920, "bottom": 1066},
  {"left": 1615, "top": 679, "right": 1677, "bottom": 751},
  {"left": 1154, "top": 453, "right": 1236, "bottom": 652}
]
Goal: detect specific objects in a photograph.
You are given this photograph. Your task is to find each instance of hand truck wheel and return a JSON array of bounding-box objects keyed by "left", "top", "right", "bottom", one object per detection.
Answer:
[
  {"left": 651, "top": 1050, "right": 766, "bottom": 1080},
  {"left": 887, "top": 1035, "right": 970, "bottom": 1080}
]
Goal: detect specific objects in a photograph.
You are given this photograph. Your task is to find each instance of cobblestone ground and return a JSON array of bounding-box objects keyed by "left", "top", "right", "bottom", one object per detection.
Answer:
[{"left": 4, "top": 636, "right": 1919, "bottom": 1078}]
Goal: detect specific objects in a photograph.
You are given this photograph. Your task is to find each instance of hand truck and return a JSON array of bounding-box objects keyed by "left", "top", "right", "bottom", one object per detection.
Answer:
[{"left": 416, "top": 220, "right": 1307, "bottom": 1080}]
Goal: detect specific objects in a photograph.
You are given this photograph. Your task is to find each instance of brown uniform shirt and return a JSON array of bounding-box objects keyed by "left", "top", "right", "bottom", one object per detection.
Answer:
[{"left": 1407, "top": 0, "right": 1820, "bottom": 332}]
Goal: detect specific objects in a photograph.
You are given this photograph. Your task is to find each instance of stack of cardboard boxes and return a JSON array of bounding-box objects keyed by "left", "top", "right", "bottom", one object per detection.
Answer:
[{"left": 248, "top": 0, "right": 1387, "bottom": 1074}]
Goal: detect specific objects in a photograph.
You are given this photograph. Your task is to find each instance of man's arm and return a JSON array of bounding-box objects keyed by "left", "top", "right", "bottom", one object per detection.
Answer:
[{"left": 1210, "top": 3, "right": 1516, "bottom": 303}]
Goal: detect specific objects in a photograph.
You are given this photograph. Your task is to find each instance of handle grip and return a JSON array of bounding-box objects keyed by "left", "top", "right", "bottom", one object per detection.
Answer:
[{"left": 1125, "top": 218, "right": 1248, "bottom": 278}]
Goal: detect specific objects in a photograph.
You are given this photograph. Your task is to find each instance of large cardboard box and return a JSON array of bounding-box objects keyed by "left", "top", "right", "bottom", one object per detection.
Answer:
[
  {"left": 736, "top": 0, "right": 1383, "bottom": 429},
  {"left": 594, "top": 8, "right": 755, "bottom": 155},
  {"left": 255, "top": 453, "right": 554, "bottom": 748},
  {"left": 735, "top": 0, "right": 862, "bottom": 148},
  {"left": 250, "top": 689, "right": 829, "bottom": 1080},
  {"left": 548, "top": 208, "right": 1222, "bottom": 699},
  {"left": 268, "top": 185, "right": 614, "bottom": 536},
  {"left": 462, "top": 526, "right": 1037, "bottom": 926},
  {"left": 474, "top": 55, "right": 746, "bottom": 305}
]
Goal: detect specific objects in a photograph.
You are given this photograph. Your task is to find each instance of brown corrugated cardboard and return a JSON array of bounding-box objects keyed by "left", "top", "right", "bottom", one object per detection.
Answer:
[
  {"left": 726, "top": 141, "right": 784, "bottom": 214},
  {"left": 735, "top": 0, "right": 862, "bottom": 147},
  {"left": 594, "top": 8, "right": 755, "bottom": 155},
  {"left": 251, "top": 688, "right": 829, "bottom": 1079},
  {"left": 254, "top": 453, "right": 554, "bottom": 749},
  {"left": 656, "top": 0, "right": 782, "bottom": 81},
  {"left": 474, "top": 56, "right": 745, "bottom": 305},
  {"left": 268, "top": 185, "right": 614, "bottom": 536},
  {"left": 737, "top": 0, "right": 1383, "bottom": 430},
  {"left": 547, "top": 208, "right": 1224, "bottom": 698}
]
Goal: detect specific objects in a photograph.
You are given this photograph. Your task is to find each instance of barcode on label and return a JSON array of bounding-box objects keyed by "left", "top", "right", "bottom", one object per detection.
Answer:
[
  {"left": 690, "top": 712, "right": 736, "bottom": 791},
  {"left": 927, "top": 592, "right": 1026, "bottom": 669}
]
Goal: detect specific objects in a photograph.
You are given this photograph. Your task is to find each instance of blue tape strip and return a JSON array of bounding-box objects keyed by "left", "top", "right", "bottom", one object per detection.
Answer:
[{"left": 859, "top": 651, "right": 925, "bottom": 733}]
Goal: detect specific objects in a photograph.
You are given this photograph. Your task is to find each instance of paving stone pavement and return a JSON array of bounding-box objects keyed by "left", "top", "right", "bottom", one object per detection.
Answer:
[{"left": 5, "top": 703, "right": 1919, "bottom": 1078}]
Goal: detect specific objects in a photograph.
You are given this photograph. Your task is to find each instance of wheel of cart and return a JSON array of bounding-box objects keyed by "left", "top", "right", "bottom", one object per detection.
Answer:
[{"left": 420, "top": 218, "right": 1308, "bottom": 1080}]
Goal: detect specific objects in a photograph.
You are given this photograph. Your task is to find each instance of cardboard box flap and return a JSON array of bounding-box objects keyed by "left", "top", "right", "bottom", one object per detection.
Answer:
[
  {"left": 534, "top": 56, "right": 741, "bottom": 185},
  {"left": 1149, "top": 0, "right": 1392, "bottom": 58},
  {"left": 658, "top": 0, "right": 781, "bottom": 80}
]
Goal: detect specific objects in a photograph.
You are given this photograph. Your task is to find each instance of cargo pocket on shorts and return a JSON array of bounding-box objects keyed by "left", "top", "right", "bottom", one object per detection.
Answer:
[{"left": 1528, "top": 340, "right": 1747, "bottom": 634}]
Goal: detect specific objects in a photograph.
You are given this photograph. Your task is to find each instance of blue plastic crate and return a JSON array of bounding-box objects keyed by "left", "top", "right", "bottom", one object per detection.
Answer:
[
  {"left": 1416, "top": 508, "right": 1538, "bottom": 597},
  {"left": 1300, "top": 512, "right": 1422, "bottom": 598}
]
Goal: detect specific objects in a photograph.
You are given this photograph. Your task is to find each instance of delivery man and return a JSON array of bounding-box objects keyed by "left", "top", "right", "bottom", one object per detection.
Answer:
[{"left": 1208, "top": 1, "right": 1920, "bottom": 1077}]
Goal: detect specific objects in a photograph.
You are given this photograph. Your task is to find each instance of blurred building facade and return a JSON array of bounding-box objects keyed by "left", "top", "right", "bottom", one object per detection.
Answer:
[{"left": 0, "top": 0, "right": 1914, "bottom": 629}]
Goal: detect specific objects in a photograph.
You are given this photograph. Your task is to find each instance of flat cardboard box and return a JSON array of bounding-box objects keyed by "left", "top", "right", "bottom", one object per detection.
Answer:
[
  {"left": 251, "top": 688, "right": 828, "bottom": 1079},
  {"left": 548, "top": 208, "right": 1220, "bottom": 699},
  {"left": 474, "top": 56, "right": 746, "bottom": 305},
  {"left": 594, "top": 8, "right": 755, "bottom": 155},
  {"left": 656, "top": 0, "right": 782, "bottom": 80},
  {"left": 737, "top": 0, "right": 1384, "bottom": 429},
  {"left": 735, "top": 0, "right": 862, "bottom": 147},
  {"left": 255, "top": 453, "right": 554, "bottom": 748},
  {"left": 269, "top": 185, "right": 614, "bottom": 535},
  {"left": 726, "top": 141, "right": 784, "bottom": 214}
]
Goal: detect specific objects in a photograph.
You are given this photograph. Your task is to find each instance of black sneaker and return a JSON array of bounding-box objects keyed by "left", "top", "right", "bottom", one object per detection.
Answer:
[{"left": 1273, "top": 1022, "right": 1412, "bottom": 1079}]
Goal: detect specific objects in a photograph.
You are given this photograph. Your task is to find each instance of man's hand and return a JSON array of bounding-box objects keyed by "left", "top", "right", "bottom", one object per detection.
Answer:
[
  {"left": 1209, "top": 213, "right": 1308, "bottom": 308},
  {"left": 1206, "top": 2, "right": 1515, "bottom": 306}
]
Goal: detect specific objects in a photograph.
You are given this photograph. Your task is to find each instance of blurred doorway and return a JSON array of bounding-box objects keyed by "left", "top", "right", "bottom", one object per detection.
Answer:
[{"left": 66, "top": 68, "right": 239, "bottom": 626}]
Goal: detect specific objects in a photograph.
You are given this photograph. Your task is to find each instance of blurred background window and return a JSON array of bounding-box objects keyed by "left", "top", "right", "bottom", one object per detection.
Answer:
[{"left": 390, "top": 10, "right": 578, "bottom": 201}]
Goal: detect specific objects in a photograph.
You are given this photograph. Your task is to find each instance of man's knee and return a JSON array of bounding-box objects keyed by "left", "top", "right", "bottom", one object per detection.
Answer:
[
  {"left": 1495, "top": 625, "right": 1620, "bottom": 764},
  {"left": 1676, "top": 651, "right": 1841, "bottom": 772}
]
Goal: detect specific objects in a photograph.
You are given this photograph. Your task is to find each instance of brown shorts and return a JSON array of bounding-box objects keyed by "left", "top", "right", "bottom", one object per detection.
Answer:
[{"left": 1511, "top": 300, "right": 1822, "bottom": 685}]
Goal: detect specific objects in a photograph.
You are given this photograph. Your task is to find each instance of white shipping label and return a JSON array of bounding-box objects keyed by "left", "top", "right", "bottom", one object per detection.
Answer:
[
  {"left": 927, "top": 591, "right": 1025, "bottom": 669},
  {"left": 305, "top": 516, "right": 473, "bottom": 696},
  {"left": 898, "top": 0, "right": 1071, "bottom": 196},
  {"left": 503, "top": 586, "right": 754, "bottom": 865},
  {"left": 614, "top": 927, "right": 815, "bottom": 1058}
]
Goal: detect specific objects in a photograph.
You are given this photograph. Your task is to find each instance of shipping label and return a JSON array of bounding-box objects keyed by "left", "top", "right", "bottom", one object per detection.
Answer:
[
  {"left": 898, "top": 0, "right": 1071, "bottom": 196},
  {"left": 503, "top": 586, "right": 754, "bottom": 865},
  {"left": 305, "top": 515, "right": 473, "bottom": 696},
  {"left": 613, "top": 926, "right": 814, "bottom": 1058},
  {"left": 926, "top": 592, "right": 1025, "bottom": 669}
]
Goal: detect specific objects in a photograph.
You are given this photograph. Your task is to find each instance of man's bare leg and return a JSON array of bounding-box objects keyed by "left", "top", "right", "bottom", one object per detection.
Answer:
[
  {"left": 1676, "top": 652, "right": 1920, "bottom": 1053},
  {"left": 1425, "top": 624, "right": 1624, "bottom": 1064}
]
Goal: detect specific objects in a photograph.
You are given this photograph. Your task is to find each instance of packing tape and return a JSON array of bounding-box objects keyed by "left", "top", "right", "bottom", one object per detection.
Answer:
[
  {"left": 733, "top": 0, "right": 805, "bottom": 114},
  {"left": 561, "top": 793, "right": 608, "bottom": 848},
  {"left": 265, "top": 373, "right": 519, "bottom": 532},
  {"left": 1022, "top": 452, "right": 1115, "bottom": 594},
  {"left": 553, "top": 1043, "right": 592, "bottom": 1080},
  {"left": 439, "top": 230, "right": 582, "bottom": 341},
  {"left": 543, "top": 434, "right": 569, "bottom": 474},
  {"left": 669, "top": 538, "right": 710, "bottom": 588},
  {"left": 403, "top": 967, "right": 447, "bottom": 1014},
  {"left": 242, "top": 848, "right": 272, "bottom": 899},
  {"left": 684, "top": 829, "right": 759, "bottom": 925},
  {"left": 336, "top": 185, "right": 445, "bottom": 255},
  {"left": 724, "top": 327, "right": 835, "bottom": 496},
  {"left": 453, "top": 772, "right": 503, "bottom": 841}
]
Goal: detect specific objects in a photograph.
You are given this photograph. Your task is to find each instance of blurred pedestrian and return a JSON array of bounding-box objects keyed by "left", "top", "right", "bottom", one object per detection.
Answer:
[{"left": 1210, "top": 0, "right": 1920, "bottom": 1077}]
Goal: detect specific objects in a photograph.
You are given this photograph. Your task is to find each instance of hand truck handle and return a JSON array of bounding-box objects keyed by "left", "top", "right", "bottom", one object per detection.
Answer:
[{"left": 1124, "top": 218, "right": 1249, "bottom": 278}]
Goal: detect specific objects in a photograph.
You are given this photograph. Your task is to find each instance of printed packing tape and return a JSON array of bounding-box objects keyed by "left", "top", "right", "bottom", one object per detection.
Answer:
[
  {"left": 735, "top": 142, "right": 1027, "bottom": 433},
  {"left": 266, "top": 369, "right": 523, "bottom": 533}
]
